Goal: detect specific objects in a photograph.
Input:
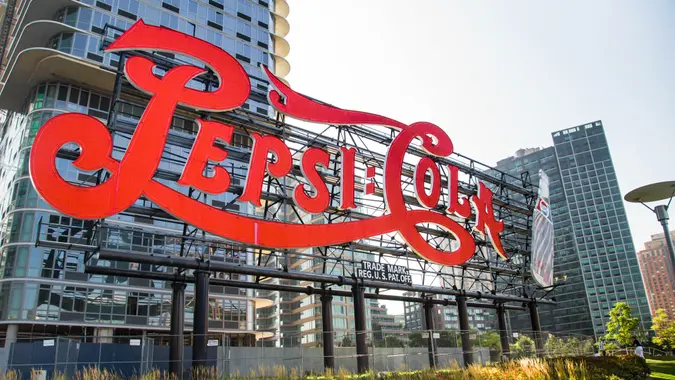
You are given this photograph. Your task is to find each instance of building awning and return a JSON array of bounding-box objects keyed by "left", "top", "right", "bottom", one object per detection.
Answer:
[
  {"left": 255, "top": 331, "right": 275, "bottom": 339},
  {"left": 275, "top": 0, "right": 289, "bottom": 19},
  {"left": 4, "top": 0, "right": 91, "bottom": 64},
  {"left": 0, "top": 47, "right": 115, "bottom": 111},
  {"left": 2, "top": 20, "right": 97, "bottom": 83},
  {"left": 252, "top": 298, "right": 274, "bottom": 309},
  {"left": 12, "top": 0, "right": 88, "bottom": 36},
  {"left": 272, "top": 52, "right": 291, "bottom": 78},
  {"left": 271, "top": 12, "right": 290, "bottom": 38},
  {"left": 271, "top": 33, "right": 290, "bottom": 58}
]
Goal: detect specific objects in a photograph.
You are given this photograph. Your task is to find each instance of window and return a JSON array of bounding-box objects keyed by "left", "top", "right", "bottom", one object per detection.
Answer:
[
  {"left": 72, "top": 34, "right": 87, "bottom": 57},
  {"left": 207, "top": 9, "right": 224, "bottom": 30},
  {"left": 236, "top": 41, "right": 250, "bottom": 62},
  {"left": 162, "top": 0, "right": 181, "bottom": 13},
  {"left": 95, "top": 0, "right": 113, "bottom": 11},
  {"left": 161, "top": 12, "right": 179, "bottom": 30},
  {"left": 209, "top": 0, "right": 225, "bottom": 9},
  {"left": 118, "top": 0, "right": 139, "bottom": 20},
  {"left": 91, "top": 11, "right": 111, "bottom": 34},
  {"left": 237, "top": 21, "right": 251, "bottom": 41},
  {"left": 76, "top": 7, "right": 93, "bottom": 30}
]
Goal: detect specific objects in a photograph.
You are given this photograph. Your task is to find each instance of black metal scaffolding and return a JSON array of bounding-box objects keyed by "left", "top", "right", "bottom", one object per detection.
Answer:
[{"left": 34, "top": 35, "right": 554, "bottom": 375}]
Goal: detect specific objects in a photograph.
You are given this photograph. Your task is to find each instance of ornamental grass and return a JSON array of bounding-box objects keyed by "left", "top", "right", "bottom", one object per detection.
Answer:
[{"left": 0, "top": 355, "right": 650, "bottom": 379}]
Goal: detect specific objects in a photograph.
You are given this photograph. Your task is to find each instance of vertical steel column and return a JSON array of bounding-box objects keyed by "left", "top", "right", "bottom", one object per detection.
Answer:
[
  {"left": 496, "top": 304, "right": 510, "bottom": 360},
  {"left": 170, "top": 282, "right": 186, "bottom": 378},
  {"left": 528, "top": 301, "right": 543, "bottom": 356},
  {"left": 321, "top": 293, "right": 335, "bottom": 371},
  {"left": 192, "top": 270, "right": 210, "bottom": 368},
  {"left": 655, "top": 205, "right": 675, "bottom": 280},
  {"left": 456, "top": 296, "right": 473, "bottom": 367},
  {"left": 352, "top": 282, "right": 369, "bottom": 373},
  {"left": 423, "top": 301, "right": 436, "bottom": 368}
]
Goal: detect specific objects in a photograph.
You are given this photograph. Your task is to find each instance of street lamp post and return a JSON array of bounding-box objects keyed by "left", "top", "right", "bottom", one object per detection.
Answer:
[{"left": 625, "top": 181, "right": 675, "bottom": 280}]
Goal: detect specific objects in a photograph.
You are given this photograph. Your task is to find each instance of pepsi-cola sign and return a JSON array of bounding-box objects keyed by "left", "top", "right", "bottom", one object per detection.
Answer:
[{"left": 29, "top": 21, "right": 506, "bottom": 266}]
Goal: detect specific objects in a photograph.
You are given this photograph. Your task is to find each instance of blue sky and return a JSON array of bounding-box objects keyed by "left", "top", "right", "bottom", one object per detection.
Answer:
[{"left": 284, "top": 0, "right": 675, "bottom": 254}]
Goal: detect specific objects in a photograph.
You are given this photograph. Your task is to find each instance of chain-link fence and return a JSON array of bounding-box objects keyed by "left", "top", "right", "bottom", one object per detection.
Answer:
[{"left": 0, "top": 329, "right": 597, "bottom": 379}]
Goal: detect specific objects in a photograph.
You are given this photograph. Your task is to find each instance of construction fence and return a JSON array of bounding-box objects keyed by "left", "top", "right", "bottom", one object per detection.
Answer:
[{"left": 0, "top": 329, "right": 597, "bottom": 379}]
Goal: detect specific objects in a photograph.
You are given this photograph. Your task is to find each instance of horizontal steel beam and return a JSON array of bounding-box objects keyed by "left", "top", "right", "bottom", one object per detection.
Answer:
[
  {"left": 85, "top": 266, "right": 527, "bottom": 311},
  {"left": 96, "top": 250, "right": 555, "bottom": 305}
]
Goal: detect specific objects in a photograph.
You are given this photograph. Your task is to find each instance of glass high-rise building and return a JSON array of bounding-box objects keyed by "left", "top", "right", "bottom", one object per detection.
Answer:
[
  {"left": 0, "top": 0, "right": 290, "bottom": 346},
  {"left": 495, "top": 121, "right": 652, "bottom": 338},
  {"left": 495, "top": 146, "right": 594, "bottom": 336}
]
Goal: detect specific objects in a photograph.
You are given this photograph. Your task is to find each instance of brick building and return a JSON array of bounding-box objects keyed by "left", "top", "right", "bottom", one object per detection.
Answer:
[{"left": 637, "top": 231, "right": 675, "bottom": 319}]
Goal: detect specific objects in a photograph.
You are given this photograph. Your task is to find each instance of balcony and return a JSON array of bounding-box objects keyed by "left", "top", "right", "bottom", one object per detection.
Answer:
[
  {"left": 1, "top": 0, "right": 90, "bottom": 73},
  {"left": 269, "top": 0, "right": 290, "bottom": 79}
]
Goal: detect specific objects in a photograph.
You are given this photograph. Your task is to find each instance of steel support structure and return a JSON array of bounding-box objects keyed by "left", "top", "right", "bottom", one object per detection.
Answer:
[
  {"left": 321, "top": 293, "right": 335, "bottom": 371},
  {"left": 496, "top": 304, "right": 510, "bottom": 359},
  {"left": 95, "top": 250, "right": 555, "bottom": 306},
  {"left": 192, "top": 270, "right": 210, "bottom": 368},
  {"left": 85, "top": 266, "right": 531, "bottom": 313},
  {"left": 170, "top": 281, "right": 186, "bottom": 378},
  {"left": 528, "top": 301, "right": 544, "bottom": 357},
  {"left": 456, "top": 296, "right": 473, "bottom": 367},
  {"left": 352, "top": 282, "right": 369, "bottom": 373},
  {"left": 423, "top": 301, "right": 435, "bottom": 368},
  {"left": 32, "top": 39, "right": 561, "bottom": 374}
]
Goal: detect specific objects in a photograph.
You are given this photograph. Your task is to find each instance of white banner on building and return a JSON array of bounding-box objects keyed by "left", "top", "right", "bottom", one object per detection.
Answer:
[{"left": 531, "top": 170, "right": 554, "bottom": 288}]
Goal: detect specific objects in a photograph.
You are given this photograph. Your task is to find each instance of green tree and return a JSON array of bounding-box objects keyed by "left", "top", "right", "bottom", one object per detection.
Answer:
[
  {"left": 652, "top": 309, "right": 675, "bottom": 351},
  {"left": 476, "top": 331, "right": 502, "bottom": 351},
  {"left": 604, "top": 302, "right": 640, "bottom": 347},
  {"left": 513, "top": 335, "right": 535, "bottom": 358},
  {"left": 341, "top": 336, "right": 353, "bottom": 347},
  {"left": 372, "top": 322, "right": 388, "bottom": 342},
  {"left": 408, "top": 332, "right": 425, "bottom": 348},
  {"left": 544, "top": 334, "right": 565, "bottom": 356},
  {"left": 581, "top": 339, "right": 595, "bottom": 355},
  {"left": 437, "top": 330, "right": 459, "bottom": 348},
  {"left": 384, "top": 335, "right": 405, "bottom": 348},
  {"left": 564, "top": 337, "right": 581, "bottom": 355}
]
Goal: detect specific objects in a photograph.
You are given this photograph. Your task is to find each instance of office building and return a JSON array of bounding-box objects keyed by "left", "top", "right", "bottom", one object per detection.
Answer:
[
  {"left": 637, "top": 231, "right": 675, "bottom": 319},
  {"left": 495, "top": 121, "right": 652, "bottom": 338},
  {"left": 402, "top": 292, "right": 494, "bottom": 332},
  {"left": 0, "top": 0, "right": 290, "bottom": 346},
  {"left": 495, "top": 147, "right": 594, "bottom": 336}
]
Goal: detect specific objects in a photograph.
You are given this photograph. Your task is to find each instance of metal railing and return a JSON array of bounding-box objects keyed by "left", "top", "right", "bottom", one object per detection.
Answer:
[{"left": 0, "top": 328, "right": 600, "bottom": 379}]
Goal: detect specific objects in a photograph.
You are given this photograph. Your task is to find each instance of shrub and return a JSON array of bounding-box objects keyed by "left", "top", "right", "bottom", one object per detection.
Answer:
[
  {"left": 561, "top": 355, "right": 651, "bottom": 380},
  {"left": 1, "top": 355, "right": 652, "bottom": 379},
  {"left": 513, "top": 335, "right": 535, "bottom": 358}
]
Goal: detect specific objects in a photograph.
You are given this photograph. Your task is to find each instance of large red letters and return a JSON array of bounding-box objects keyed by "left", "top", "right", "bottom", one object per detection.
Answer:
[
  {"left": 178, "top": 120, "right": 234, "bottom": 194},
  {"left": 28, "top": 20, "right": 508, "bottom": 267},
  {"left": 338, "top": 147, "right": 357, "bottom": 210},
  {"left": 239, "top": 134, "right": 293, "bottom": 206},
  {"left": 294, "top": 147, "right": 331, "bottom": 213}
]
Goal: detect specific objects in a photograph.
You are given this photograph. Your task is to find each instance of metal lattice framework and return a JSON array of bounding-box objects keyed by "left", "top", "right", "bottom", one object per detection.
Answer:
[
  {"left": 31, "top": 26, "right": 553, "bottom": 373},
  {"left": 34, "top": 33, "right": 552, "bottom": 304}
]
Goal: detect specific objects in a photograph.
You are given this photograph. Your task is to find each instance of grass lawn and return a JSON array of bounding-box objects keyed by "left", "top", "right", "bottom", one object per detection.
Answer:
[{"left": 648, "top": 357, "right": 675, "bottom": 380}]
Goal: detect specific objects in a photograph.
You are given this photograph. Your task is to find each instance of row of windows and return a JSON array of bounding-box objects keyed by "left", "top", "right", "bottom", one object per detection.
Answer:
[
  {"left": 552, "top": 122, "right": 604, "bottom": 144},
  {"left": 0, "top": 281, "right": 248, "bottom": 330},
  {"left": 55, "top": 1, "right": 274, "bottom": 70},
  {"left": 1, "top": 240, "right": 248, "bottom": 289},
  {"left": 0, "top": 202, "right": 253, "bottom": 290},
  {"left": 20, "top": 83, "right": 112, "bottom": 149},
  {"left": 28, "top": 82, "right": 110, "bottom": 116},
  {"left": 2, "top": 209, "right": 248, "bottom": 273},
  {"left": 588, "top": 297, "right": 649, "bottom": 315},
  {"left": 78, "top": 0, "right": 272, "bottom": 43},
  {"left": 554, "top": 134, "right": 608, "bottom": 158}
]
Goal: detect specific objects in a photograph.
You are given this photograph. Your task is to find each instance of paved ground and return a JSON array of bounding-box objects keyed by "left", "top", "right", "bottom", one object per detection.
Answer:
[{"left": 648, "top": 357, "right": 675, "bottom": 380}]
